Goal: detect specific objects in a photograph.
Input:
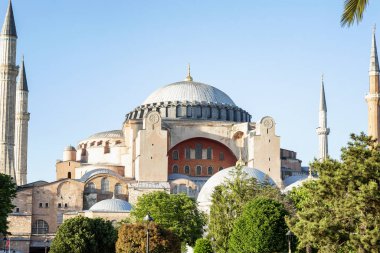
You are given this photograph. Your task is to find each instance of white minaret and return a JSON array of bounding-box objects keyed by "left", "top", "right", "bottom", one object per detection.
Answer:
[
  {"left": 15, "top": 57, "right": 29, "bottom": 185},
  {"left": 0, "top": 1, "right": 18, "bottom": 179},
  {"left": 366, "top": 26, "right": 380, "bottom": 142},
  {"left": 316, "top": 75, "right": 329, "bottom": 161}
]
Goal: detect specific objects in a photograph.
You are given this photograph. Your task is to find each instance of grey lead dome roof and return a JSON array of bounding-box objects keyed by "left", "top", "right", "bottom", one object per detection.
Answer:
[
  {"left": 89, "top": 198, "right": 132, "bottom": 212},
  {"left": 142, "top": 81, "right": 236, "bottom": 106}
]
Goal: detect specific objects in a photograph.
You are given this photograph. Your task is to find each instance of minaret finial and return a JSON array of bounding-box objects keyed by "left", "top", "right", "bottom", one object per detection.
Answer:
[
  {"left": 185, "top": 64, "right": 193, "bottom": 82},
  {"left": 320, "top": 74, "right": 327, "bottom": 112}
]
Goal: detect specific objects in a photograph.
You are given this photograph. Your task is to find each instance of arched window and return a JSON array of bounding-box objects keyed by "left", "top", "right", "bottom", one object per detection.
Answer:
[
  {"left": 184, "top": 165, "right": 190, "bottom": 174},
  {"left": 219, "top": 167, "right": 224, "bottom": 171},
  {"left": 32, "top": 220, "right": 49, "bottom": 234},
  {"left": 85, "top": 182, "right": 96, "bottom": 193},
  {"left": 67, "top": 172, "right": 71, "bottom": 179},
  {"left": 207, "top": 147, "right": 212, "bottom": 160},
  {"left": 114, "top": 183, "right": 122, "bottom": 195},
  {"left": 208, "top": 166, "right": 213, "bottom": 175},
  {"left": 173, "top": 165, "right": 179, "bottom": 173},
  {"left": 101, "top": 178, "right": 109, "bottom": 193},
  {"left": 172, "top": 150, "right": 179, "bottom": 160},
  {"left": 196, "top": 166, "right": 202, "bottom": 175}
]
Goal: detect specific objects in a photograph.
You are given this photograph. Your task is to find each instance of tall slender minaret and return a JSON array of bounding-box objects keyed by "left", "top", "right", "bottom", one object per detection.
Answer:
[
  {"left": 15, "top": 57, "right": 29, "bottom": 185},
  {"left": 0, "top": 1, "right": 18, "bottom": 179},
  {"left": 316, "top": 75, "right": 329, "bottom": 160},
  {"left": 366, "top": 26, "right": 380, "bottom": 142}
]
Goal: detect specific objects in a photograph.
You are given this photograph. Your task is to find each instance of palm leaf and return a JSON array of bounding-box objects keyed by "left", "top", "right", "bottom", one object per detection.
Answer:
[{"left": 341, "top": 0, "right": 369, "bottom": 27}]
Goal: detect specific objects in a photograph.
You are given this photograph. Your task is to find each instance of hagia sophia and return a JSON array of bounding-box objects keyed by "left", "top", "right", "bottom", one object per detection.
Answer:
[{"left": 2, "top": 2, "right": 379, "bottom": 253}]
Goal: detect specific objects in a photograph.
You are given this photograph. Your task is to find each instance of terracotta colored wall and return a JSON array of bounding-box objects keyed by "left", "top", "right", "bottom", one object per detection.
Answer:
[{"left": 168, "top": 137, "right": 237, "bottom": 177}]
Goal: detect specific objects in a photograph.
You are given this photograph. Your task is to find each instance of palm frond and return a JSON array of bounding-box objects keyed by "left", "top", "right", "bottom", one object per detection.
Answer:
[{"left": 341, "top": 0, "right": 369, "bottom": 27}]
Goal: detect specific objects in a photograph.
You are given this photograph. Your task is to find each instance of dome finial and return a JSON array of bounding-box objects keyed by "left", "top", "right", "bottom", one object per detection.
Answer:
[{"left": 185, "top": 63, "right": 193, "bottom": 82}]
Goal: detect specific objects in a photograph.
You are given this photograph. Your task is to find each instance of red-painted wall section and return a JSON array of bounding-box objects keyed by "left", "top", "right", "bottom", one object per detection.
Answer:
[{"left": 168, "top": 137, "right": 237, "bottom": 177}]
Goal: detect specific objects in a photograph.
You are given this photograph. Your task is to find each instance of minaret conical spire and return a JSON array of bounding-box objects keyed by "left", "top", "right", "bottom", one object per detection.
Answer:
[
  {"left": 320, "top": 75, "right": 327, "bottom": 112},
  {"left": 370, "top": 25, "right": 379, "bottom": 74},
  {"left": 18, "top": 56, "right": 28, "bottom": 91},
  {"left": 1, "top": 0, "right": 17, "bottom": 37}
]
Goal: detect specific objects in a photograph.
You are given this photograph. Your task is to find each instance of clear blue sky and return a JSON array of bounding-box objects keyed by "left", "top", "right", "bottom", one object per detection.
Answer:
[{"left": 5, "top": 0, "right": 379, "bottom": 182}]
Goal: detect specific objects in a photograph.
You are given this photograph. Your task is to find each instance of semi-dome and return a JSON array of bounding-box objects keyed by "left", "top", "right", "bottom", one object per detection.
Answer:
[
  {"left": 89, "top": 198, "right": 132, "bottom": 212},
  {"left": 197, "top": 166, "right": 274, "bottom": 207},
  {"left": 143, "top": 81, "right": 236, "bottom": 106}
]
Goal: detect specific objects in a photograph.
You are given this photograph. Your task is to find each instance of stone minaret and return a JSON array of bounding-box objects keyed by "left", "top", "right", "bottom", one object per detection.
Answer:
[
  {"left": 366, "top": 26, "right": 380, "bottom": 142},
  {"left": 15, "top": 57, "right": 29, "bottom": 185},
  {"left": 316, "top": 76, "right": 329, "bottom": 160},
  {"left": 0, "top": 1, "right": 18, "bottom": 179}
]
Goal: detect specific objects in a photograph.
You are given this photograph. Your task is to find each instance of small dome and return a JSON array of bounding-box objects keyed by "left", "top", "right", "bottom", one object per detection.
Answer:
[
  {"left": 142, "top": 81, "right": 236, "bottom": 106},
  {"left": 89, "top": 198, "right": 132, "bottom": 212},
  {"left": 197, "top": 166, "right": 274, "bottom": 205},
  {"left": 87, "top": 130, "right": 123, "bottom": 140},
  {"left": 64, "top": 146, "right": 76, "bottom": 151}
]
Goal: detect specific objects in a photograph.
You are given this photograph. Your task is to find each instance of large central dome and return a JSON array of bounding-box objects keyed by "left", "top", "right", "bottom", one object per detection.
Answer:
[
  {"left": 126, "top": 72, "right": 251, "bottom": 123},
  {"left": 142, "top": 81, "right": 236, "bottom": 106}
]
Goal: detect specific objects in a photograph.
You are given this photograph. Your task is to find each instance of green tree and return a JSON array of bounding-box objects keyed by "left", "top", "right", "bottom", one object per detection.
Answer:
[
  {"left": 131, "top": 191, "right": 205, "bottom": 246},
  {"left": 116, "top": 222, "right": 181, "bottom": 253},
  {"left": 0, "top": 173, "right": 17, "bottom": 236},
  {"left": 193, "top": 238, "right": 213, "bottom": 253},
  {"left": 50, "top": 216, "right": 117, "bottom": 253},
  {"left": 287, "top": 133, "right": 380, "bottom": 253},
  {"left": 341, "top": 0, "right": 369, "bottom": 27},
  {"left": 208, "top": 165, "right": 288, "bottom": 253},
  {"left": 228, "top": 197, "right": 288, "bottom": 253}
]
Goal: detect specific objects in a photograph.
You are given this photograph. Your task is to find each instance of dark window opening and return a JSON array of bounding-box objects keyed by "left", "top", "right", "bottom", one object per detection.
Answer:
[
  {"left": 15, "top": 207, "right": 19, "bottom": 213},
  {"left": 219, "top": 167, "right": 223, "bottom": 171},
  {"left": 208, "top": 166, "right": 213, "bottom": 175},
  {"left": 172, "top": 150, "right": 179, "bottom": 160},
  {"left": 45, "top": 203, "right": 49, "bottom": 208},
  {"left": 68, "top": 172, "right": 71, "bottom": 179},
  {"left": 195, "top": 144, "right": 202, "bottom": 159},
  {"left": 185, "top": 147, "right": 191, "bottom": 160},
  {"left": 58, "top": 203, "right": 62, "bottom": 208},
  {"left": 207, "top": 147, "right": 212, "bottom": 160},
  {"left": 196, "top": 166, "right": 202, "bottom": 175},
  {"left": 173, "top": 165, "right": 179, "bottom": 173},
  {"left": 39, "top": 203, "right": 43, "bottom": 208},
  {"left": 219, "top": 152, "right": 224, "bottom": 161},
  {"left": 184, "top": 165, "right": 190, "bottom": 174},
  {"left": 64, "top": 203, "right": 68, "bottom": 208}
]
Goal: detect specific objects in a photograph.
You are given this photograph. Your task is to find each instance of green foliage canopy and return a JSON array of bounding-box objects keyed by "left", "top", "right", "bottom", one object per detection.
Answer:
[
  {"left": 228, "top": 197, "right": 288, "bottom": 253},
  {"left": 49, "top": 216, "right": 117, "bottom": 253},
  {"left": 0, "top": 173, "right": 17, "bottom": 236},
  {"left": 116, "top": 222, "right": 181, "bottom": 253},
  {"left": 287, "top": 133, "right": 380, "bottom": 253},
  {"left": 193, "top": 238, "right": 213, "bottom": 253},
  {"left": 131, "top": 191, "right": 205, "bottom": 246},
  {"left": 208, "top": 165, "right": 288, "bottom": 253}
]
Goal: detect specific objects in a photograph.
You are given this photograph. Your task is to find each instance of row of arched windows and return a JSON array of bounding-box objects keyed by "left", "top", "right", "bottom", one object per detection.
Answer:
[
  {"left": 172, "top": 165, "right": 223, "bottom": 175},
  {"left": 85, "top": 179, "right": 123, "bottom": 194}
]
